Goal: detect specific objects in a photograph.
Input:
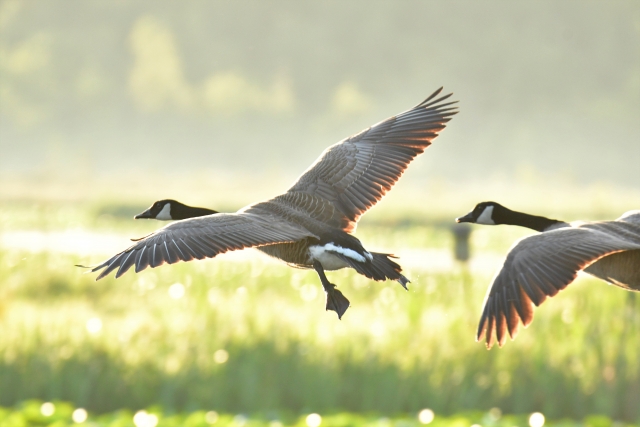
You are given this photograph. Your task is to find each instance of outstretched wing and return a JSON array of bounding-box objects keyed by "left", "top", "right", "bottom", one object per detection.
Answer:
[
  {"left": 478, "top": 223, "right": 640, "bottom": 348},
  {"left": 288, "top": 87, "right": 457, "bottom": 232},
  {"left": 86, "top": 211, "right": 318, "bottom": 280}
]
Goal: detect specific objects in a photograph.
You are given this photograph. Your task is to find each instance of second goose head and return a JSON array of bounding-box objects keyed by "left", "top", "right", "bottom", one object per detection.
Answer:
[
  {"left": 457, "top": 201, "right": 564, "bottom": 232},
  {"left": 456, "top": 201, "right": 503, "bottom": 225},
  {"left": 134, "top": 199, "right": 218, "bottom": 221}
]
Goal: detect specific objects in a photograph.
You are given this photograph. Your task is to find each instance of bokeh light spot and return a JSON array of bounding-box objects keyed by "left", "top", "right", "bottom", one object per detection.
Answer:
[
  {"left": 306, "top": 413, "right": 322, "bottom": 427},
  {"left": 72, "top": 408, "right": 88, "bottom": 423},
  {"left": 205, "top": 411, "right": 219, "bottom": 424},
  {"left": 86, "top": 317, "right": 102, "bottom": 334},
  {"left": 233, "top": 414, "right": 248, "bottom": 426},
  {"left": 133, "top": 410, "right": 159, "bottom": 427},
  {"left": 529, "top": 412, "right": 545, "bottom": 427},
  {"left": 418, "top": 408, "right": 434, "bottom": 424},
  {"left": 207, "top": 288, "right": 220, "bottom": 305},
  {"left": 40, "top": 402, "right": 55, "bottom": 416},
  {"left": 370, "top": 320, "right": 386, "bottom": 337},
  {"left": 378, "top": 287, "right": 396, "bottom": 305},
  {"left": 489, "top": 407, "right": 502, "bottom": 420},
  {"left": 168, "top": 282, "right": 185, "bottom": 299},
  {"left": 300, "top": 284, "right": 318, "bottom": 301},
  {"left": 214, "top": 349, "right": 229, "bottom": 364}
]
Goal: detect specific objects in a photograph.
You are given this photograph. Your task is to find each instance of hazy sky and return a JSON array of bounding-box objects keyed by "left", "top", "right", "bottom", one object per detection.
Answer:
[{"left": 1, "top": 1, "right": 638, "bottom": 185}]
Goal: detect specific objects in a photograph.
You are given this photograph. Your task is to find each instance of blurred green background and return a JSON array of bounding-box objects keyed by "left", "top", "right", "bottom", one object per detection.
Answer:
[{"left": 1, "top": 1, "right": 640, "bottom": 426}]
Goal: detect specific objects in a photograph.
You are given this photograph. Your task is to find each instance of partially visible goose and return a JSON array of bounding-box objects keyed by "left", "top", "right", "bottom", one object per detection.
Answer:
[
  {"left": 456, "top": 201, "right": 640, "bottom": 348},
  {"left": 81, "top": 88, "right": 458, "bottom": 319},
  {"left": 134, "top": 199, "right": 217, "bottom": 221}
]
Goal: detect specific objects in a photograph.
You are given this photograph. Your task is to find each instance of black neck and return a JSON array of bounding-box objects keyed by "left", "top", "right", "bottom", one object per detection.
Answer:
[
  {"left": 172, "top": 205, "right": 218, "bottom": 220},
  {"left": 495, "top": 208, "right": 564, "bottom": 232}
]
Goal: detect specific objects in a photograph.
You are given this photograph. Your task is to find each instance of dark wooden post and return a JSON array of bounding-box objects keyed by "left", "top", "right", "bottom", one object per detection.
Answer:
[{"left": 452, "top": 223, "right": 472, "bottom": 262}]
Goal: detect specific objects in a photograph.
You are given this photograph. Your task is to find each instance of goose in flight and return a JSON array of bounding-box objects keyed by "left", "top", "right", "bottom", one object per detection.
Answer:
[
  {"left": 82, "top": 88, "right": 458, "bottom": 318},
  {"left": 457, "top": 201, "right": 640, "bottom": 348}
]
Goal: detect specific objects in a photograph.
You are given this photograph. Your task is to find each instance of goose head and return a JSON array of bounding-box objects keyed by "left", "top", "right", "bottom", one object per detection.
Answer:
[
  {"left": 134, "top": 199, "right": 218, "bottom": 221},
  {"left": 457, "top": 201, "right": 565, "bottom": 232},
  {"left": 456, "top": 201, "right": 505, "bottom": 225}
]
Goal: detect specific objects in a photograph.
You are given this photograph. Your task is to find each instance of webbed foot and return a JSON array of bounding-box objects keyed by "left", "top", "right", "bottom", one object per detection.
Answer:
[
  {"left": 397, "top": 275, "right": 410, "bottom": 290},
  {"left": 325, "top": 284, "right": 350, "bottom": 319}
]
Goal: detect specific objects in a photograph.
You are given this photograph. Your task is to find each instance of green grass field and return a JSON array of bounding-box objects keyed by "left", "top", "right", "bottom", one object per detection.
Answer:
[{"left": 1, "top": 177, "right": 639, "bottom": 425}]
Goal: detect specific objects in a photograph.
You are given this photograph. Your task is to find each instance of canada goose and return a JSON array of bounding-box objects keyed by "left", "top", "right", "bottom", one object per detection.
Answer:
[
  {"left": 81, "top": 88, "right": 458, "bottom": 319},
  {"left": 456, "top": 201, "right": 640, "bottom": 348}
]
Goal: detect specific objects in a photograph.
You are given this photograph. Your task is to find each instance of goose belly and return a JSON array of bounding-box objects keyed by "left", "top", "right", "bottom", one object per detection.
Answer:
[
  {"left": 256, "top": 240, "right": 369, "bottom": 271},
  {"left": 308, "top": 243, "right": 370, "bottom": 271},
  {"left": 585, "top": 249, "right": 640, "bottom": 291}
]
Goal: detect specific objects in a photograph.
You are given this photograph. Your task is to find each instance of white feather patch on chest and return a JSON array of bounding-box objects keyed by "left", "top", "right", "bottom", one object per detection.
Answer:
[
  {"left": 155, "top": 204, "right": 172, "bottom": 220},
  {"left": 476, "top": 205, "right": 495, "bottom": 225},
  {"left": 308, "top": 243, "right": 369, "bottom": 270}
]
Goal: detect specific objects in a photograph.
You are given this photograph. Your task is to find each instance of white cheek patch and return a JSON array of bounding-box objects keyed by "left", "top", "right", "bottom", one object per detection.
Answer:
[
  {"left": 155, "top": 204, "right": 172, "bottom": 220},
  {"left": 476, "top": 205, "right": 495, "bottom": 225}
]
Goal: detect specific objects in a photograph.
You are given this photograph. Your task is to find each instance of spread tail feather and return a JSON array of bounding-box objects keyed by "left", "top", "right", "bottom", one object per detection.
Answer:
[{"left": 335, "top": 252, "right": 410, "bottom": 288}]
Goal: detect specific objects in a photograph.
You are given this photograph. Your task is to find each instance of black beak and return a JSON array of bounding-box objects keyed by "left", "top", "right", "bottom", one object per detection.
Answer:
[
  {"left": 134, "top": 208, "right": 153, "bottom": 219},
  {"left": 455, "top": 212, "right": 474, "bottom": 223}
]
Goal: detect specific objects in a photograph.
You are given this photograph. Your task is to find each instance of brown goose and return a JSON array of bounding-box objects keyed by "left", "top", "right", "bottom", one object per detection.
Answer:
[
  {"left": 456, "top": 201, "right": 640, "bottom": 348},
  {"left": 81, "top": 88, "right": 458, "bottom": 318}
]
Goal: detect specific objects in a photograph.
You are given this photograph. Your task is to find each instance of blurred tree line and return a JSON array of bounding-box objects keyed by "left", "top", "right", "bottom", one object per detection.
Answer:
[{"left": 0, "top": 1, "right": 638, "bottom": 184}]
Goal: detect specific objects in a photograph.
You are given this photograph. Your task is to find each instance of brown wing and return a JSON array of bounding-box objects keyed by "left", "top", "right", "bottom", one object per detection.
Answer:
[
  {"left": 478, "top": 222, "right": 640, "bottom": 348},
  {"left": 87, "top": 211, "right": 318, "bottom": 280},
  {"left": 288, "top": 87, "right": 457, "bottom": 232}
]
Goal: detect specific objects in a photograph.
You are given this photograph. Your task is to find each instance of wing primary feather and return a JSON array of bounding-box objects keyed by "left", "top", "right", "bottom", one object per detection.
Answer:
[
  {"left": 95, "top": 253, "right": 125, "bottom": 280},
  {"left": 164, "top": 240, "right": 180, "bottom": 264},
  {"left": 506, "top": 285, "right": 525, "bottom": 328},
  {"left": 202, "top": 236, "right": 228, "bottom": 254},
  {"left": 150, "top": 244, "right": 156, "bottom": 267},
  {"left": 485, "top": 299, "right": 496, "bottom": 349},
  {"left": 150, "top": 244, "right": 162, "bottom": 268},
  {"left": 421, "top": 92, "right": 454, "bottom": 109},
  {"left": 532, "top": 263, "right": 568, "bottom": 292},
  {"left": 505, "top": 287, "right": 520, "bottom": 339},
  {"left": 178, "top": 238, "right": 200, "bottom": 259},
  {"left": 517, "top": 286, "right": 535, "bottom": 327},
  {"left": 477, "top": 308, "right": 488, "bottom": 342},
  {"left": 161, "top": 241, "right": 172, "bottom": 262},
  {"left": 115, "top": 250, "right": 136, "bottom": 278},
  {"left": 137, "top": 246, "right": 152, "bottom": 272},
  {"left": 134, "top": 247, "right": 145, "bottom": 273},
  {"left": 495, "top": 295, "right": 507, "bottom": 347},
  {"left": 169, "top": 240, "right": 189, "bottom": 261},
  {"left": 518, "top": 273, "right": 543, "bottom": 306},
  {"left": 183, "top": 237, "right": 209, "bottom": 258},
  {"left": 413, "top": 87, "right": 443, "bottom": 108}
]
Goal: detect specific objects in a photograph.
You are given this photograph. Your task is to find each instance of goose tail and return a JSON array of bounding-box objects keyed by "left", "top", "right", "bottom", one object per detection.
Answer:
[{"left": 336, "top": 251, "right": 410, "bottom": 288}]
